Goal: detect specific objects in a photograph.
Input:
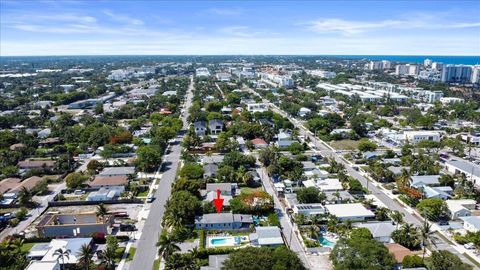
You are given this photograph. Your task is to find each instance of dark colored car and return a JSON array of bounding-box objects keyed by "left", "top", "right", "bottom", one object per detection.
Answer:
[
  {"left": 438, "top": 220, "right": 449, "bottom": 226},
  {"left": 119, "top": 224, "right": 136, "bottom": 232}
]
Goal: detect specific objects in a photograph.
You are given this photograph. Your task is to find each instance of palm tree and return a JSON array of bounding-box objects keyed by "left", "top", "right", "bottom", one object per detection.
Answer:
[
  {"left": 332, "top": 191, "right": 341, "bottom": 203},
  {"left": 76, "top": 244, "right": 94, "bottom": 270},
  {"left": 307, "top": 225, "right": 320, "bottom": 239},
  {"left": 53, "top": 248, "right": 71, "bottom": 270},
  {"left": 96, "top": 203, "right": 109, "bottom": 223},
  {"left": 8, "top": 238, "right": 24, "bottom": 253},
  {"left": 188, "top": 247, "right": 202, "bottom": 268},
  {"left": 310, "top": 214, "right": 322, "bottom": 226},
  {"left": 162, "top": 213, "right": 184, "bottom": 230},
  {"left": 327, "top": 215, "right": 339, "bottom": 233},
  {"left": 18, "top": 187, "right": 33, "bottom": 206},
  {"left": 98, "top": 248, "right": 116, "bottom": 270},
  {"left": 156, "top": 233, "right": 180, "bottom": 262},
  {"left": 396, "top": 169, "right": 411, "bottom": 191},
  {"left": 420, "top": 220, "right": 435, "bottom": 259},
  {"left": 391, "top": 210, "right": 405, "bottom": 229}
]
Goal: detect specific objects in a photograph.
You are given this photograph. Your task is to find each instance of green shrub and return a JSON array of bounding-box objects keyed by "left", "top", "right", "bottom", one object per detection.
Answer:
[
  {"left": 9, "top": 218, "right": 19, "bottom": 227},
  {"left": 199, "top": 230, "right": 206, "bottom": 249}
]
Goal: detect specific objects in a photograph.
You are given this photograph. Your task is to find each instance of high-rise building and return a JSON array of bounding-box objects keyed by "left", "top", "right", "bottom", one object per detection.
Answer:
[
  {"left": 431, "top": 62, "right": 443, "bottom": 70},
  {"left": 424, "top": 59, "right": 433, "bottom": 67},
  {"left": 367, "top": 60, "right": 391, "bottom": 70},
  {"left": 471, "top": 65, "right": 480, "bottom": 84},
  {"left": 441, "top": 65, "right": 472, "bottom": 83},
  {"left": 395, "top": 64, "right": 418, "bottom": 76}
]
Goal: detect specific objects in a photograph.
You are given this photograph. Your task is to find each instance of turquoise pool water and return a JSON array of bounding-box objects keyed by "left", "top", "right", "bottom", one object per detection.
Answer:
[
  {"left": 319, "top": 236, "right": 336, "bottom": 248},
  {"left": 211, "top": 238, "right": 227, "bottom": 245},
  {"left": 208, "top": 236, "right": 241, "bottom": 247}
]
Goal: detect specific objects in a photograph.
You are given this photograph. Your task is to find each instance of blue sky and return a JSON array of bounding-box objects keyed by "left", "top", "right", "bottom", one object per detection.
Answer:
[{"left": 1, "top": 0, "right": 479, "bottom": 56}]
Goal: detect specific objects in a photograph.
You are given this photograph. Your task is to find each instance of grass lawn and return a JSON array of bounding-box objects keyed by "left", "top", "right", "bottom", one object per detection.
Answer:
[
  {"left": 126, "top": 247, "right": 136, "bottom": 262},
  {"left": 240, "top": 187, "right": 262, "bottom": 194},
  {"left": 329, "top": 139, "right": 361, "bottom": 151},
  {"left": 137, "top": 190, "right": 149, "bottom": 197},
  {"left": 114, "top": 247, "right": 126, "bottom": 263},
  {"left": 152, "top": 259, "right": 160, "bottom": 270},
  {"left": 20, "top": 242, "right": 38, "bottom": 252}
]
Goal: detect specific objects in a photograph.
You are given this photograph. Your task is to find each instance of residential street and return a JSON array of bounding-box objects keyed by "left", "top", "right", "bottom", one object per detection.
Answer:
[
  {"left": 255, "top": 159, "right": 313, "bottom": 269},
  {"left": 128, "top": 75, "right": 194, "bottom": 270},
  {"left": 244, "top": 86, "right": 478, "bottom": 267}
]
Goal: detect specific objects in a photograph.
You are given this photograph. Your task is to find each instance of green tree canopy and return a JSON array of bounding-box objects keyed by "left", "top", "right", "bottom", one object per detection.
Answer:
[
  {"left": 417, "top": 198, "right": 448, "bottom": 221},
  {"left": 297, "top": 187, "right": 325, "bottom": 204},
  {"left": 179, "top": 163, "right": 204, "bottom": 180},
  {"left": 65, "top": 172, "right": 89, "bottom": 189},
  {"left": 330, "top": 228, "right": 396, "bottom": 270},
  {"left": 222, "top": 246, "right": 306, "bottom": 270}
]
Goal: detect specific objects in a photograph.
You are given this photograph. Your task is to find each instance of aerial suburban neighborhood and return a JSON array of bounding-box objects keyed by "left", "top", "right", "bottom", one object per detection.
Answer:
[{"left": 1, "top": 1, "right": 480, "bottom": 270}]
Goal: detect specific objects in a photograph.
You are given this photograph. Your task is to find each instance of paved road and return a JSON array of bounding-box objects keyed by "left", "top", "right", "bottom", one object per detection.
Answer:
[
  {"left": 253, "top": 158, "right": 311, "bottom": 268},
  {"left": 244, "top": 86, "right": 477, "bottom": 267},
  {"left": 129, "top": 76, "right": 194, "bottom": 270}
]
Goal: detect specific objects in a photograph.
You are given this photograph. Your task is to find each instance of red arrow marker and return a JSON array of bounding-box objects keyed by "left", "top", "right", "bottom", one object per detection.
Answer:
[{"left": 212, "top": 189, "right": 224, "bottom": 214}]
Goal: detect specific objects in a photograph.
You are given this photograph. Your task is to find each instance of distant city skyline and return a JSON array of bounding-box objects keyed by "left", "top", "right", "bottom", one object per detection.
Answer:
[{"left": 1, "top": 0, "right": 479, "bottom": 56}]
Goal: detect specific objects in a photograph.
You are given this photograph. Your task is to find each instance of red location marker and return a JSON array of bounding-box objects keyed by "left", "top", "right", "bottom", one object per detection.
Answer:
[{"left": 212, "top": 189, "right": 224, "bottom": 214}]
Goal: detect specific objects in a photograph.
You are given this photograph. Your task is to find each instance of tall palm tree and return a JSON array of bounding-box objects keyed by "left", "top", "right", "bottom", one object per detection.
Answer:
[
  {"left": 307, "top": 225, "right": 320, "bottom": 239},
  {"left": 9, "top": 238, "right": 24, "bottom": 253},
  {"left": 76, "top": 244, "right": 94, "bottom": 270},
  {"left": 327, "top": 215, "right": 339, "bottom": 233},
  {"left": 96, "top": 203, "right": 109, "bottom": 223},
  {"left": 156, "top": 233, "right": 180, "bottom": 262},
  {"left": 420, "top": 220, "right": 435, "bottom": 259},
  {"left": 53, "top": 248, "right": 71, "bottom": 270},
  {"left": 310, "top": 214, "right": 322, "bottom": 226},
  {"left": 18, "top": 187, "right": 33, "bottom": 206},
  {"left": 391, "top": 210, "right": 405, "bottom": 229},
  {"left": 98, "top": 248, "right": 116, "bottom": 270},
  {"left": 188, "top": 247, "right": 202, "bottom": 268}
]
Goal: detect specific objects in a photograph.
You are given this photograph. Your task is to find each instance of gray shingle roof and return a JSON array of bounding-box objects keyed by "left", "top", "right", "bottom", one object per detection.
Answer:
[
  {"left": 99, "top": 167, "right": 135, "bottom": 176},
  {"left": 446, "top": 159, "right": 480, "bottom": 178}
]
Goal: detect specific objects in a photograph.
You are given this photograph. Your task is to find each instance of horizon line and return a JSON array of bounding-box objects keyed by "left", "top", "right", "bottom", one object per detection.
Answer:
[{"left": 1, "top": 53, "right": 479, "bottom": 58}]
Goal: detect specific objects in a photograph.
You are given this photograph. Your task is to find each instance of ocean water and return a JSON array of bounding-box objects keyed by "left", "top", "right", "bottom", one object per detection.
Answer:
[{"left": 328, "top": 55, "right": 480, "bottom": 65}]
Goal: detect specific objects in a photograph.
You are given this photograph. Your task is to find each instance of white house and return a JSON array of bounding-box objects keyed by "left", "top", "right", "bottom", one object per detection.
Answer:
[
  {"left": 325, "top": 203, "right": 375, "bottom": 221},
  {"left": 293, "top": 203, "right": 326, "bottom": 216},
  {"left": 26, "top": 261, "right": 60, "bottom": 270},
  {"left": 249, "top": 226, "right": 284, "bottom": 247},
  {"left": 403, "top": 131, "right": 441, "bottom": 144},
  {"left": 298, "top": 107, "right": 312, "bottom": 118},
  {"left": 354, "top": 221, "right": 395, "bottom": 243},
  {"left": 445, "top": 159, "right": 480, "bottom": 186},
  {"left": 410, "top": 175, "right": 440, "bottom": 189},
  {"left": 460, "top": 216, "right": 480, "bottom": 232},
  {"left": 28, "top": 238, "right": 92, "bottom": 265},
  {"left": 316, "top": 178, "right": 343, "bottom": 192},
  {"left": 247, "top": 103, "right": 268, "bottom": 113},
  {"left": 446, "top": 199, "right": 476, "bottom": 220}
]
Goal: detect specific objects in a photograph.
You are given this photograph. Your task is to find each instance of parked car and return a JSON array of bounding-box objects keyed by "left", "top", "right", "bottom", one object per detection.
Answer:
[
  {"left": 146, "top": 194, "right": 155, "bottom": 203},
  {"left": 464, "top": 243, "right": 476, "bottom": 250},
  {"left": 438, "top": 220, "right": 449, "bottom": 226},
  {"left": 120, "top": 224, "right": 136, "bottom": 232}
]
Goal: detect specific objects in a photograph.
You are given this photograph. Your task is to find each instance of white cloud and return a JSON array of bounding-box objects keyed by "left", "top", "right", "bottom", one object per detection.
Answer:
[
  {"left": 307, "top": 19, "right": 401, "bottom": 34},
  {"left": 306, "top": 15, "right": 480, "bottom": 35},
  {"left": 103, "top": 10, "right": 144, "bottom": 26},
  {"left": 208, "top": 7, "right": 242, "bottom": 16}
]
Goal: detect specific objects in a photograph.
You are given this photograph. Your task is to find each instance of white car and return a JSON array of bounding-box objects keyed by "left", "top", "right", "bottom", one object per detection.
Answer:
[{"left": 464, "top": 243, "right": 476, "bottom": 250}]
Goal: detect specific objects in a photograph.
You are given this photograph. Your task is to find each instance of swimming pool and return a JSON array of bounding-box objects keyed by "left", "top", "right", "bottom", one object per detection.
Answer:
[
  {"left": 207, "top": 236, "right": 241, "bottom": 248},
  {"left": 319, "top": 236, "right": 336, "bottom": 248}
]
